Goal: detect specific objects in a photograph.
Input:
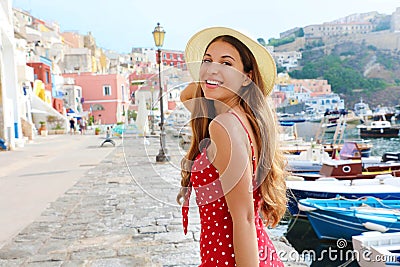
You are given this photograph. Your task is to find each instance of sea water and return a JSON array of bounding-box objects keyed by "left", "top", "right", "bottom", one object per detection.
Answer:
[{"left": 296, "top": 121, "right": 400, "bottom": 156}]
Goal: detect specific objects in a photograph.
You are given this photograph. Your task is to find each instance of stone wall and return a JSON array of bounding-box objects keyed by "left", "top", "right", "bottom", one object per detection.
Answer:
[
  {"left": 20, "top": 117, "right": 34, "bottom": 140},
  {"left": 274, "top": 37, "right": 306, "bottom": 52},
  {"left": 323, "top": 31, "right": 400, "bottom": 52}
]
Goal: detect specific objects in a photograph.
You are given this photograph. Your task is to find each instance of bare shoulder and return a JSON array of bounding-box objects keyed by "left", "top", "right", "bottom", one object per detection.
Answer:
[{"left": 209, "top": 112, "right": 247, "bottom": 146}]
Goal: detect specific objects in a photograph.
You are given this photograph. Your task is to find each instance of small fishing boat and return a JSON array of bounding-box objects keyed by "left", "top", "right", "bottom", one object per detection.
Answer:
[
  {"left": 298, "top": 196, "right": 400, "bottom": 241},
  {"left": 286, "top": 176, "right": 400, "bottom": 216},
  {"left": 352, "top": 231, "right": 400, "bottom": 267},
  {"left": 357, "top": 115, "right": 400, "bottom": 138},
  {"left": 292, "top": 156, "right": 400, "bottom": 181}
]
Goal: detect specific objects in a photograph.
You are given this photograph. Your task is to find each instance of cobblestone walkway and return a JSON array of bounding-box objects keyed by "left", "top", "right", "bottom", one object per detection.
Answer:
[{"left": 0, "top": 136, "right": 305, "bottom": 267}]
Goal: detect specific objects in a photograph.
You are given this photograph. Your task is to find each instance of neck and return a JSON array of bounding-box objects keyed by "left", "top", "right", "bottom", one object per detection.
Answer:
[{"left": 214, "top": 97, "right": 240, "bottom": 115}]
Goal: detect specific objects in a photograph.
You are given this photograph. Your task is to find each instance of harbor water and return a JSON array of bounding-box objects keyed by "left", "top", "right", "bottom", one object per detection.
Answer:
[
  {"left": 295, "top": 121, "right": 400, "bottom": 156},
  {"left": 285, "top": 121, "right": 400, "bottom": 267}
]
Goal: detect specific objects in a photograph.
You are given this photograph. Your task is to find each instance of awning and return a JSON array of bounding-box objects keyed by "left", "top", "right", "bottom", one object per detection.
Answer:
[
  {"left": 31, "top": 108, "right": 48, "bottom": 114},
  {"left": 67, "top": 111, "right": 88, "bottom": 118}
]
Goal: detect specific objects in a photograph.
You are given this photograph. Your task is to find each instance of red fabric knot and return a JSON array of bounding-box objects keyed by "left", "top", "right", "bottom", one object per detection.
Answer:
[{"left": 182, "top": 182, "right": 192, "bottom": 235}]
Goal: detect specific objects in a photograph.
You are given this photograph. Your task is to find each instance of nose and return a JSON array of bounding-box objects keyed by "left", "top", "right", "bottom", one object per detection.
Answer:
[{"left": 205, "top": 62, "right": 220, "bottom": 74}]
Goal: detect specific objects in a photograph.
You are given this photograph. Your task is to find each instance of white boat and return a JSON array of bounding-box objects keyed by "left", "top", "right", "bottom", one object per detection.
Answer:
[
  {"left": 357, "top": 116, "right": 400, "bottom": 138},
  {"left": 352, "top": 231, "right": 400, "bottom": 267},
  {"left": 354, "top": 99, "right": 373, "bottom": 119},
  {"left": 285, "top": 142, "right": 331, "bottom": 173}
]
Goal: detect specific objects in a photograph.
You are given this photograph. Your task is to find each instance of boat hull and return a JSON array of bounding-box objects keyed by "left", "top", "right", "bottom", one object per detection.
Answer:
[
  {"left": 287, "top": 178, "right": 400, "bottom": 216},
  {"left": 299, "top": 197, "right": 400, "bottom": 241},
  {"left": 306, "top": 209, "right": 400, "bottom": 241},
  {"left": 359, "top": 127, "right": 400, "bottom": 138}
]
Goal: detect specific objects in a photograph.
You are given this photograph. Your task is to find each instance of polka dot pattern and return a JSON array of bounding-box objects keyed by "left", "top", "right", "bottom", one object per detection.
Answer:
[{"left": 182, "top": 112, "right": 283, "bottom": 266}]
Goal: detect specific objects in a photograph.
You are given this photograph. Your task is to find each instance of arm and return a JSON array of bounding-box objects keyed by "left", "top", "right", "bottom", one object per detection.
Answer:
[
  {"left": 209, "top": 114, "right": 259, "bottom": 267},
  {"left": 180, "top": 82, "right": 198, "bottom": 113}
]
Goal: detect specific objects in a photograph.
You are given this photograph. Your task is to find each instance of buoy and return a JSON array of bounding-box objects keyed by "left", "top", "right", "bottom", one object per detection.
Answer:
[
  {"left": 297, "top": 203, "right": 317, "bottom": 212},
  {"left": 362, "top": 222, "right": 388, "bottom": 232}
]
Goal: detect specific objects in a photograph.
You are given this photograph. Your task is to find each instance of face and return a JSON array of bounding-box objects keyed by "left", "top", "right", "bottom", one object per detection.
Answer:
[{"left": 199, "top": 40, "right": 250, "bottom": 102}]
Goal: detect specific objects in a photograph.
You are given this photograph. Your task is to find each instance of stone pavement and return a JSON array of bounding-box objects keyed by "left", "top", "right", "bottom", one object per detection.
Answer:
[{"left": 0, "top": 134, "right": 307, "bottom": 266}]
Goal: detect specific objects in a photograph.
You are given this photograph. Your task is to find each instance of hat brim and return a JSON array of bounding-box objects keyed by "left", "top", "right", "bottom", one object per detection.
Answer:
[{"left": 184, "top": 27, "right": 276, "bottom": 96}]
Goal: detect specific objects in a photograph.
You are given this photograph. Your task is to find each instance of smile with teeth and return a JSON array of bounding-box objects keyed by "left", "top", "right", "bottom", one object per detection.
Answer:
[{"left": 206, "top": 80, "right": 222, "bottom": 86}]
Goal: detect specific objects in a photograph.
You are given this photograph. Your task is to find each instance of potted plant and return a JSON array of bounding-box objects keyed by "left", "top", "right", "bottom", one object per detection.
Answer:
[
  {"left": 54, "top": 123, "right": 65, "bottom": 134},
  {"left": 39, "top": 121, "right": 48, "bottom": 136},
  {"left": 95, "top": 127, "right": 101, "bottom": 135}
]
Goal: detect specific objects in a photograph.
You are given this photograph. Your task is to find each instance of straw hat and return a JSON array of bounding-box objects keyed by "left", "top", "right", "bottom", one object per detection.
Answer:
[{"left": 185, "top": 26, "right": 277, "bottom": 96}]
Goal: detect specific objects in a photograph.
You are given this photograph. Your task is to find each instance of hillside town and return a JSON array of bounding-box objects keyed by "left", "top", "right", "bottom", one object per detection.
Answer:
[{"left": 1, "top": 2, "right": 400, "bottom": 150}]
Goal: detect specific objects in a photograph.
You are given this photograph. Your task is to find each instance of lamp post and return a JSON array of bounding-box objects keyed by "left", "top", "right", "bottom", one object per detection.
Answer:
[
  {"left": 150, "top": 86, "right": 155, "bottom": 135},
  {"left": 153, "top": 22, "right": 169, "bottom": 162}
]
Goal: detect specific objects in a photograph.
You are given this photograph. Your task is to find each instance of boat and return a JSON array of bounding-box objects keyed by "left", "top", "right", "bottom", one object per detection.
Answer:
[
  {"left": 357, "top": 115, "right": 400, "bottom": 138},
  {"left": 354, "top": 98, "right": 373, "bottom": 119},
  {"left": 286, "top": 141, "right": 379, "bottom": 174},
  {"left": 286, "top": 176, "right": 400, "bottom": 216},
  {"left": 279, "top": 121, "right": 312, "bottom": 155},
  {"left": 290, "top": 142, "right": 400, "bottom": 181},
  {"left": 285, "top": 142, "right": 331, "bottom": 173},
  {"left": 352, "top": 231, "right": 400, "bottom": 267},
  {"left": 314, "top": 112, "right": 373, "bottom": 158},
  {"left": 373, "top": 106, "right": 396, "bottom": 121},
  {"left": 298, "top": 196, "right": 400, "bottom": 241},
  {"left": 395, "top": 105, "right": 400, "bottom": 121}
]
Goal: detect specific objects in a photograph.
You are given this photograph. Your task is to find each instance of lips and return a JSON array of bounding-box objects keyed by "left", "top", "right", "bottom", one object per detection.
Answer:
[{"left": 205, "top": 80, "right": 222, "bottom": 89}]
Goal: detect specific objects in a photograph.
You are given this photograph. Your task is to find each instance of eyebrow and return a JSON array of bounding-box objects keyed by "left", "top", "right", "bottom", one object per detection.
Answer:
[{"left": 204, "top": 53, "right": 236, "bottom": 61}]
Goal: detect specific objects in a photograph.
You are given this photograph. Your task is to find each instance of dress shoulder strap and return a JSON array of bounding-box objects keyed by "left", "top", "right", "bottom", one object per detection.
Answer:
[{"left": 228, "top": 111, "right": 256, "bottom": 176}]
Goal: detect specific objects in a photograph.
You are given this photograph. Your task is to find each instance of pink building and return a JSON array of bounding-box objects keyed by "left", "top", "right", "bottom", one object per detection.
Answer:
[
  {"left": 292, "top": 79, "right": 331, "bottom": 97},
  {"left": 63, "top": 72, "right": 130, "bottom": 124}
]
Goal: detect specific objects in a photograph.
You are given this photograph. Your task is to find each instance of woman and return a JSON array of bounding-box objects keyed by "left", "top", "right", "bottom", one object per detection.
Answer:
[{"left": 177, "top": 27, "right": 287, "bottom": 266}]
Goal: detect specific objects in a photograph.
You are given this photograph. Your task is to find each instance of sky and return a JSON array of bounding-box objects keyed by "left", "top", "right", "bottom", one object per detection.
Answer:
[{"left": 12, "top": 0, "right": 400, "bottom": 53}]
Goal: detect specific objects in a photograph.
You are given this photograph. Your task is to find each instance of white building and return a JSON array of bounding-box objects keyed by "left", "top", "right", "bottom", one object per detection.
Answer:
[
  {"left": 273, "top": 51, "right": 302, "bottom": 71},
  {"left": 305, "top": 94, "right": 345, "bottom": 113},
  {"left": 0, "top": 0, "right": 24, "bottom": 149}
]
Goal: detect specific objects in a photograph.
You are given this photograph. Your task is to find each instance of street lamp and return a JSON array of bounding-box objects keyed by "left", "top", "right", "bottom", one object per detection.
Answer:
[
  {"left": 150, "top": 86, "right": 155, "bottom": 135},
  {"left": 153, "top": 22, "right": 169, "bottom": 162}
]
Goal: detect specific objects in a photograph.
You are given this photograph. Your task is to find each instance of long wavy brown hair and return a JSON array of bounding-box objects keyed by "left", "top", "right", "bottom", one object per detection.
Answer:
[{"left": 177, "top": 35, "right": 287, "bottom": 227}]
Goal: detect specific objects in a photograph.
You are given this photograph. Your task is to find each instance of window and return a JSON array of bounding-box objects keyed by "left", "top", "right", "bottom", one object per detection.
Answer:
[
  {"left": 45, "top": 71, "right": 50, "bottom": 84},
  {"left": 103, "top": 85, "right": 111, "bottom": 96},
  {"left": 121, "top": 85, "right": 125, "bottom": 101}
]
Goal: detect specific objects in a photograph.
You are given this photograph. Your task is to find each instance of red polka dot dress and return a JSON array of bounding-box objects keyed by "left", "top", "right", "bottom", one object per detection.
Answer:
[{"left": 182, "top": 112, "right": 283, "bottom": 266}]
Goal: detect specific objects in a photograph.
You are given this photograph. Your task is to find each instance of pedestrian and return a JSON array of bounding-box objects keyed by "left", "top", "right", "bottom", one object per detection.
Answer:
[
  {"left": 77, "top": 119, "right": 82, "bottom": 134},
  {"left": 69, "top": 117, "right": 75, "bottom": 135},
  {"left": 100, "top": 126, "right": 115, "bottom": 146},
  {"left": 177, "top": 27, "right": 287, "bottom": 266},
  {"left": 80, "top": 118, "right": 87, "bottom": 135}
]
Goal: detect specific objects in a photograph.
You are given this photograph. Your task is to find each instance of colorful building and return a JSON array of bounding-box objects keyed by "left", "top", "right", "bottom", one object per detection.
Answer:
[
  {"left": 157, "top": 50, "right": 185, "bottom": 70},
  {"left": 63, "top": 73, "right": 130, "bottom": 124}
]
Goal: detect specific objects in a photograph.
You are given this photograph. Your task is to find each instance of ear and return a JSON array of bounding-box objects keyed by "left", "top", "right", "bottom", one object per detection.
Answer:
[{"left": 242, "top": 72, "right": 253, "bottom": 87}]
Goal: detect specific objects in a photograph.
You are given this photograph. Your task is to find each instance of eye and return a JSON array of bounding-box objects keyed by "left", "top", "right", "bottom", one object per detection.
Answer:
[
  {"left": 202, "top": 59, "right": 212, "bottom": 63},
  {"left": 221, "top": 61, "right": 232, "bottom": 66}
]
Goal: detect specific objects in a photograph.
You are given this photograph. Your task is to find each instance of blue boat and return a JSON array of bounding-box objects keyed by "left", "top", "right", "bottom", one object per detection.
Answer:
[
  {"left": 298, "top": 196, "right": 400, "bottom": 241},
  {"left": 287, "top": 176, "right": 400, "bottom": 216}
]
